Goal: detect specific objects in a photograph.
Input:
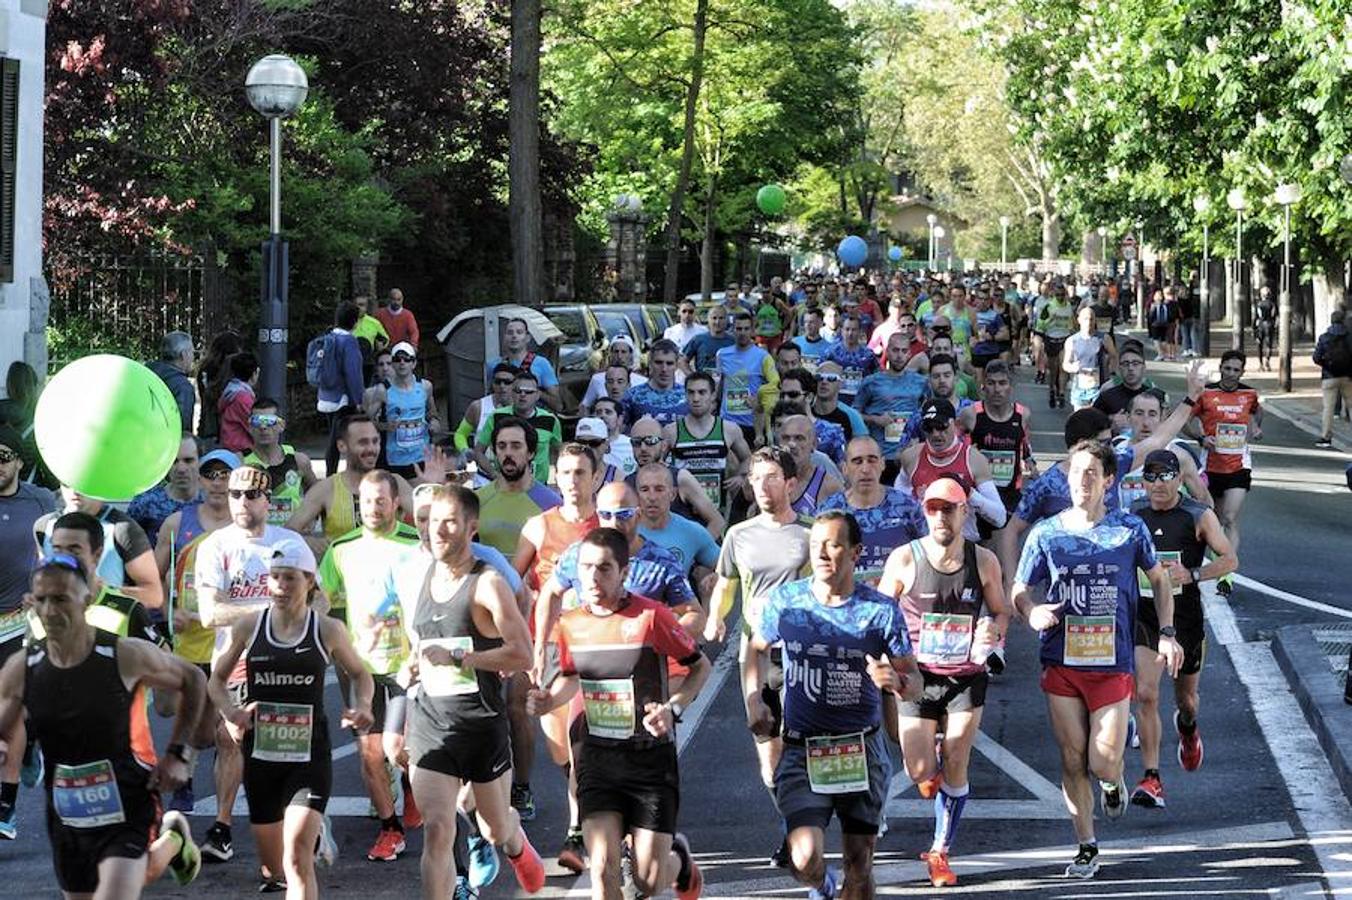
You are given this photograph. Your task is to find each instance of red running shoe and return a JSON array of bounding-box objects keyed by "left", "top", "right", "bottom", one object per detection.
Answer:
[
  {"left": 507, "top": 832, "right": 546, "bottom": 893},
  {"left": 366, "top": 827, "right": 406, "bottom": 862},
  {"left": 1130, "top": 773, "right": 1166, "bottom": 809},
  {"left": 922, "top": 850, "right": 957, "bottom": 887},
  {"left": 1176, "top": 711, "right": 1204, "bottom": 771}
]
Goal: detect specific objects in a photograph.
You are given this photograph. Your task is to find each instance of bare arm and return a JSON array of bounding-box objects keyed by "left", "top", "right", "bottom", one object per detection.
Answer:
[
  {"left": 286, "top": 479, "right": 330, "bottom": 536},
  {"left": 154, "top": 513, "right": 180, "bottom": 578},
  {"left": 198, "top": 585, "right": 264, "bottom": 629},
  {"left": 741, "top": 633, "right": 774, "bottom": 736},
  {"left": 975, "top": 546, "right": 1010, "bottom": 644},
  {"left": 679, "top": 470, "right": 725, "bottom": 539},
  {"left": 294, "top": 452, "right": 319, "bottom": 493},
  {"left": 0, "top": 652, "right": 26, "bottom": 766},
  {"left": 463, "top": 571, "right": 533, "bottom": 673},
  {"left": 118, "top": 638, "right": 206, "bottom": 751},
  {"left": 318, "top": 615, "right": 375, "bottom": 729},
  {"left": 121, "top": 550, "right": 165, "bottom": 610},
  {"left": 513, "top": 516, "right": 543, "bottom": 578},
  {"left": 1178, "top": 451, "right": 1214, "bottom": 508},
  {"left": 207, "top": 616, "right": 256, "bottom": 716}
]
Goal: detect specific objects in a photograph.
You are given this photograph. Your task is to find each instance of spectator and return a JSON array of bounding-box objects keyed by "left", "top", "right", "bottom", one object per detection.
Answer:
[
  {"left": 352, "top": 295, "right": 390, "bottom": 385},
  {"left": 197, "top": 331, "right": 242, "bottom": 446},
  {"left": 374, "top": 287, "right": 420, "bottom": 351},
  {"left": 1313, "top": 307, "right": 1352, "bottom": 449},
  {"left": 0, "top": 361, "right": 56, "bottom": 489},
  {"left": 1176, "top": 285, "right": 1199, "bottom": 358},
  {"left": 216, "top": 351, "right": 259, "bottom": 454},
  {"left": 146, "top": 331, "right": 196, "bottom": 433},
  {"left": 317, "top": 301, "right": 367, "bottom": 474}
]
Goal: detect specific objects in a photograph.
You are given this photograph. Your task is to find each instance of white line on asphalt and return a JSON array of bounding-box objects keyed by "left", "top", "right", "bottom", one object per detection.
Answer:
[
  {"left": 1233, "top": 573, "right": 1352, "bottom": 620},
  {"left": 1203, "top": 583, "right": 1352, "bottom": 898},
  {"left": 677, "top": 634, "right": 737, "bottom": 757},
  {"left": 883, "top": 730, "right": 1064, "bottom": 819}
]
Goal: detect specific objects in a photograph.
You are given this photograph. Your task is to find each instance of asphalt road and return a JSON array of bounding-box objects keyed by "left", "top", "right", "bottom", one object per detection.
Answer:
[{"left": 5, "top": 347, "right": 1352, "bottom": 898}]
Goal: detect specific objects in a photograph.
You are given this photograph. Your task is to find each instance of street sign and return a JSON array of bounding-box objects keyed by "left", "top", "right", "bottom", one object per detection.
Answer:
[{"left": 1121, "top": 233, "right": 1138, "bottom": 261}]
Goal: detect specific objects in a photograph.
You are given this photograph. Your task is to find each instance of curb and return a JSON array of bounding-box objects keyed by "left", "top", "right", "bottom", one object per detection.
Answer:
[
  {"left": 1271, "top": 624, "right": 1352, "bottom": 802},
  {"left": 1260, "top": 396, "right": 1352, "bottom": 454}
]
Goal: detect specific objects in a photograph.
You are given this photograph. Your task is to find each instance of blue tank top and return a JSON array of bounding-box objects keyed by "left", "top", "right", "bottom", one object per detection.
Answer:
[{"left": 385, "top": 380, "right": 429, "bottom": 467}]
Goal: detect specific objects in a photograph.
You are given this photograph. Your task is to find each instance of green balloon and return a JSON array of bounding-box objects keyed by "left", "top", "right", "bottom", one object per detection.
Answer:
[
  {"left": 34, "top": 355, "right": 182, "bottom": 501},
  {"left": 756, "top": 184, "right": 787, "bottom": 216}
]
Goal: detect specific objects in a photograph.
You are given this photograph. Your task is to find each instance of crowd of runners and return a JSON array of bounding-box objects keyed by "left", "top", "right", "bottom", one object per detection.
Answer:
[{"left": 0, "top": 269, "right": 1284, "bottom": 898}]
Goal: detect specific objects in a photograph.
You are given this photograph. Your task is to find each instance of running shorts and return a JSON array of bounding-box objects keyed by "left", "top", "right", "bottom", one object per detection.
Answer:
[
  {"left": 1043, "top": 337, "right": 1067, "bottom": 356},
  {"left": 774, "top": 728, "right": 890, "bottom": 836},
  {"left": 45, "top": 797, "right": 157, "bottom": 893},
  {"left": 756, "top": 647, "right": 785, "bottom": 745},
  {"left": 575, "top": 741, "right": 680, "bottom": 835},
  {"left": 1039, "top": 665, "right": 1133, "bottom": 711},
  {"left": 242, "top": 739, "right": 332, "bottom": 824},
  {"left": 1134, "top": 600, "right": 1207, "bottom": 677},
  {"left": 1206, "top": 468, "right": 1252, "bottom": 496},
  {"left": 407, "top": 711, "right": 513, "bottom": 784},
  {"left": 896, "top": 670, "right": 988, "bottom": 721}
]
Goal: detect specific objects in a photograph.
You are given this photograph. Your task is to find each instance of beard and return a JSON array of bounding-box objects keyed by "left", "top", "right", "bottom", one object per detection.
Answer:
[{"left": 498, "top": 457, "right": 527, "bottom": 482}]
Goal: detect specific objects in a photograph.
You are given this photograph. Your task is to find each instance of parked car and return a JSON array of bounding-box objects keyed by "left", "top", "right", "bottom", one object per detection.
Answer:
[
  {"left": 543, "top": 303, "right": 608, "bottom": 410},
  {"left": 605, "top": 303, "right": 669, "bottom": 348}
]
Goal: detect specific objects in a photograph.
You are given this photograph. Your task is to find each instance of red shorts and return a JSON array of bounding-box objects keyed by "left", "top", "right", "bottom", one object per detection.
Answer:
[{"left": 1040, "top": 666, "right": 1134, "bottom": 712}]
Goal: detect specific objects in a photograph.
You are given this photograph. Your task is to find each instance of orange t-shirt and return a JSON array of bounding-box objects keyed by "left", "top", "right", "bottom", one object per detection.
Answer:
[{"left": 1194, "top": 384, "right": 1261, "bottom": 474}]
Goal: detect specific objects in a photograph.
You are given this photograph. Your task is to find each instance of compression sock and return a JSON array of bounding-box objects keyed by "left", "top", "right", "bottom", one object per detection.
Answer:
[
  {"left": 932, "top": 782, "right": 970, "bottom": 853},
  {"left": 381, "top": 814, "right": 404, "bottom": 834}
]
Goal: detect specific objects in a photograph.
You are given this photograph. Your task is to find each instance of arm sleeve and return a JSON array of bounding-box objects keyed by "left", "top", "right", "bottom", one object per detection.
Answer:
[
  {"left": 969, "top": 479, "right": 1009, "bottom": 527},
  {"left": 454, "top": 416, "right": 475, "bottom": 452}
]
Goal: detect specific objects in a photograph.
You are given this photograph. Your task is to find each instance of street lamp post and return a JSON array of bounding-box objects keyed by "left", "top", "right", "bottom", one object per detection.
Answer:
[
  {"left": 927, "top": 213, "right": 938, "bottom": 270},
  {"left": 1226, "top": 188, "right": 1248, "bottom": 352},
  {"left": 1193, "top": 194, "right": 1212, "bottom": 357},
  {"left": 934, "top": 226, "right": 948, "bottom": 271},
  {"left": 999, "top": 216, "right": 1011, "bottom": 269},
  {"left": 1134, "top": 220, "right": 1146, "bottom": 329},
  {"left": 1275, "top": 182, "right": 1302, "bottom": 392},
  {"left": 245, "top": 54, "right": 309, "bottom": 415}
]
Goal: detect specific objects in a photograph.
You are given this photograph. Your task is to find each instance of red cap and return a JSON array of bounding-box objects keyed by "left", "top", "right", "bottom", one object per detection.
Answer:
[{"left": 922, "top": 477, "right": 968, "bottom": 507}]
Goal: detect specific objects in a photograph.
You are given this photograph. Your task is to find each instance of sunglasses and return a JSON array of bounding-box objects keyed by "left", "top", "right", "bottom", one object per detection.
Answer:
[
  {"left": 201, "top": 467, "right": 231, "bottom": 481},
  {"left": 931, "top": 326, "right": 952, "bottom": 335},
  {"left": 780, "top": 390, "right": 804, "bottom": 400},
  {"left": 1142, "top": 470, "right": 1178, "bottom": 483},
  {"left": 634, "top": 435, "right": 663, "bottom": 447},
  {"left": 924, "top": 501, "right": 958, "bottom": 514},
  {"left": 577, "top": 438, "right": 606, "bottom": 449},
  {"left": 514, "top": 387, "right": 539, "bottom": 395},
  {"left": 0, "top": 448, "right": 18, "bottom": 464},
  {"left": 493, "top": 377, "right": 516, "bottom": 387},
  {"left": 37, "top": 552, "right": 84, "bottom": 575},
  {"left": 229, "top": 489, "right": 266, "bottom": 500},
  {"left": 393, "top": 355, "right": 416, "bottom": 363},
  {"left": 597, "top": 507, "right": 639, "bottom": 522},
  {"left": 921, "top": 419, "right": 951, "bottom": 433},
  {"left": 249, "top": 414, "right": 282, "bottom": 428}
]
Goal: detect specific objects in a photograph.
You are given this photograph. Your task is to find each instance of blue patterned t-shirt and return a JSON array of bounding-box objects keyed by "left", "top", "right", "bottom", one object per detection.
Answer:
[{"left": 818, "top": 488, "right": 928, "bottom": 587}]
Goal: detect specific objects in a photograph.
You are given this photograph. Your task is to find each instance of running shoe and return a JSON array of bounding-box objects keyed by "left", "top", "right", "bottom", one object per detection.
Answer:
[
  {"left": 453, "top": 875, "right": 479, "bottom": 900},
  {"left": 1216, "top": 574, "right": 1233, "bottom": 596},
  {"left": 557, "top": 829, "right": 587, "bottom": 875},
  {"left": 1058, "top": 393, "right": 1067, "bottom": 409},
  {"left": 506, "top": 832, "right": 546, "bottom": 893},
  {"left": 316, "top": 813, "right": 338, "bottom": 868},
  {"left": 1048, "top": 391, "right": 1057, "bottom": 408},
  {"left": 770, "top": 836, "right": 791, "bottom": 868},
  {"left": 20, "top": 740, "right": 42, "bottom": 788},
  {"left": 258, "top": 877, "right": 286, "bottom": 893},
  {"left": 921, "top": 849, "right": 957, "bottom": 887},
  {"left": 916, "top": 770, "right": 945, "bottom": 800},
  {"left": 1316, "top": 438, "right": 1334, "bottom": 449},
  {"left": 986, "top": 646, "right": 1006, "bottom": 676},
  {"left": 0, "top": 803, "right": 16, "bottom": 841},
  {"left": 1176, "top": 711, "right": 1205, "bottom": 771},
  {"left": 1100, "top": 777, "right": 1128, "bottom": 820},
  {"left": 167, "top": 781, "right": 195, "bottom": 814},
  {"left": 1126, "top": 712, "right": 1139, "bottom": 749},
  {"left": 1130, "top": 773, "right": 1166, "bottom": 809},
  {"left": 468, "top": 833, "right": 501, "bottom": 888},
  {"left": 1035, "top": 371, "right": 1045, "bottom": 384},
  {"left": 402, "top": 780, "right": 422, "bottom": 829},
  {"left": 366, "top": 826, "right": 406, "bottom": 862},
  {"left": 161, "top": 811, "right": 201, "bottom": 885},
  {"left": 672, "top": 832, "right": 703, "bottom": 900},
  {"left": 807, "top": 865, "right": 840, "bottom": 900},
  {"left": 510, "top": 782, "right": 537, "bottom": 822},
  {"left": 1064, "top": 842, "right": 1100, "bottom": 879},
  {"left": 202, "top": 821, "right": 233, "bottom": 862}
]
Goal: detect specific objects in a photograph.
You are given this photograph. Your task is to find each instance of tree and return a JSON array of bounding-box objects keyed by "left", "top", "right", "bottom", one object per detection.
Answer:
[{"left": 510, "top": 0, "right": 546, "bottom": 306}]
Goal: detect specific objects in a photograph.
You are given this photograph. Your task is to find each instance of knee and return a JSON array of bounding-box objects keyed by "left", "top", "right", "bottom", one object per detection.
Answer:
[
  {"left": 477, "top": 810, "right": 516, "bottom": 847},
  {"left": 424, "top": 817, "right": 457, "bottom": 853},
  {"left": 789, "top": 836, "right": 824, "bottom": 883},
  {"left": 1134, "top": 679, "right": 1160, "bottom": 708},
  {"left": 588, "top": 841, "right": 619, "bottom": 883},
  {"left": 905, "top": 755, "right": 938, "bottom": 784},
  {"left": 1058, "top": 744, "right": 1087, "bottom": 775}
]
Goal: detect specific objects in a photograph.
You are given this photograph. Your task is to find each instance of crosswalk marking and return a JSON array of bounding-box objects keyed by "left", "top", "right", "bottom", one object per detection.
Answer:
[{"left": 883, "top": 729, "right": 1065, "bottom": 819}]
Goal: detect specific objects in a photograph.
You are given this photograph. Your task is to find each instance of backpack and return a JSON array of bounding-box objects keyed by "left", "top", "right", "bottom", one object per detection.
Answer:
[
  {"left": 1322, "top": 330, "right": 1352, "bottom": 377},
  {"left": 306, "top": 332, "right": 334, "bottom": 387}
]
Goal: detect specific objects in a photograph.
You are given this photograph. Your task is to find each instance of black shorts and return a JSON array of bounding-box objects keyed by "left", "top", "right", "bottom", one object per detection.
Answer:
[
  {"left": 242, "top": 741, "right": 333, "bottom": 824},
  {"left": 407, "top": 708, "right": 513, "bottom": 784},
  {"left": 896, "top": 670, "right": 988, "bottom": 721},
  {"left": 1043, "top": 337, "right": 1067, "bottom": 356},
  {"left": 972, "top": 351, "right": 1001, "bottom": 372},
  {"left": 46, "top": 799, "right": 157, "bottom": 893},
  {"left": 386, "top": 463, "right": 419, "bottom": 481},
  {"left": 977, "top": 485, "right": 1021, "bottom": 540},
  {"left": 1207, "top": 468, "right": 1252, "bottom": 495},
  {"left": 1135, "top": 599, "right": 1207, "bottom": 677},
  {"left": 364, "top": 673, "right": 407, "bottom": 735},
  {"left": 575, "top": 740, "right": 680, "bottom": 835},
  {"left": 775, "top": 728, "right": 890, "bottom": 836},
  {"left": 756, "top": 647, "right": 785, "bottom": 745},
  {"left": 1149, "top": 324, "right": 1170, "bottom": 341}
]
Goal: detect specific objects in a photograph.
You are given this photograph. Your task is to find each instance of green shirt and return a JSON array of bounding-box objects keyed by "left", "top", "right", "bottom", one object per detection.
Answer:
[
  {"left": 353, "top": 315, "right": 389, "bottom": 348},
  {"left": 477, "top": 405, "right": 563, "bottom": 485},
  {"left": 318, "top": 522, "right": 420, "bottom": 675}
]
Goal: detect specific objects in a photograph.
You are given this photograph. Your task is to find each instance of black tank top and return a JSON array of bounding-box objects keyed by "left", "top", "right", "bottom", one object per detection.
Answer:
[
  {"left": 243, "top": 607, "right": 330, "bottom": 762},
  {"left": 971, "top": 402, "right": 1028, "bottom": 491},
  {"left": 411, "top": 560, "right": 506, "bottom": 729},
  {"left": 24, "top": 630, "right": 158, "bottom": 827},
  {"left": 1130, "top": 497, "right": 1207, "bottom": 606}
]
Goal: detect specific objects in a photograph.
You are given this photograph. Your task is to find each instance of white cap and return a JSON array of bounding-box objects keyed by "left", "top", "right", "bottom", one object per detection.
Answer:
[
  {"left": 608, "top": 334, "right": 636, "bottom": 351},
  {"left": 390, "top": 341, "right": 417, "bottom": 358},
  {"left": 268, "top": 537, "right": 317, "bottom": 574},
  {"left": 575, "top": 417, "right": 607, "bottom": 441}
]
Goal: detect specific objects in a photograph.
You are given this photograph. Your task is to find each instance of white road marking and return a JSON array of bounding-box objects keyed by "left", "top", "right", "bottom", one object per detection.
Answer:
[
  {"left": 677, "top": 640, "right": 737, "bottom": 757},
  {"left": 883, "top": 729, "right": 1064, "bottom": 819},
  {"left": 1233, "top": 573, "right": 1352, "bottom": 620},
  {"left": 1203, "top": 582, "right": 1352, "bottom": 898}
]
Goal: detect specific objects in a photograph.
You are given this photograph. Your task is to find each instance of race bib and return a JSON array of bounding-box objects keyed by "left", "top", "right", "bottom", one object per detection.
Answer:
[
  {"left": 394, "top": 419, "right": 426, "bottom": 451},
  {"left": 1064, "top": 615, "right": 1116, "bottom": 667},
  {"left": 1139, "top": 551, "right": 1183, "bottom": 598},
  {"left": 884, "top": 413, "right": 911, "bottom": 444},
  {"left": 581, "top": 677, "right": 636, "bottom": 740},
  {"left": 917, "top": 612, "right": 975, "bottom": 667},
  {"left": 1216, "top": 422, "right": 1247, "bottom": 454},
  {"left": 800, "top": 356, "right": 820, "bottom": 374},
  {"left": 806, "top": 733, "right": 869, "bottom": 795},
  {"left": 1118, "top": 472, "right": 1145, "bottom": 506},
  {"left": 724, "top": 373, "right": 751, "bottom": 415},
  {"left": 53, "top": 760, "right": 126, "bottom": 828},
  {"left": 420, "top": 637, "right": 479, "bottom": 697},
  {"left": 983, "top": 449, "right": 1016, "bottom": 487},
  {"left": 842, "top": 370, "right": 863, "bottom": 396},
  {"left": 265, "top": 496, "right": 295, "bottom": 526},
  {"left": 253, "top": 702, "right": 314, "bottom": 763},
  {"left": 694, "top": 471, "right": 723, "bottom": 508},
  {"left": 0, "top": 608, "right": 25, "bottom": 644}
]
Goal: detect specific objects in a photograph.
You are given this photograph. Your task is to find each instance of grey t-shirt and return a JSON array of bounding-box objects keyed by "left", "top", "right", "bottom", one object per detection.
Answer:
[
  {"left": 0, "top": 483, "right": 57, "bottom": 626},
  {"left": 716, "top": 514, "right": 811, "bottom": 633}
]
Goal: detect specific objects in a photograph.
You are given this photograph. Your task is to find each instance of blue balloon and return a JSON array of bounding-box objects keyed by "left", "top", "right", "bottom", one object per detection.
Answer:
[
  {"left": 888, "top": 246, "right": 903, "bottom": 262},
  {"left": 837, "top": 235, "right": 868, "bottom": 268}
]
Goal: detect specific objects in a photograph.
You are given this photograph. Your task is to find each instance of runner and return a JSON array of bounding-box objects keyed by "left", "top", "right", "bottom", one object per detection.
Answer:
[
  {"left": 683, "top": 306, "right": 734, "bottom": 376},
  {"left": 663, "top": 371, "right": 751, "bottom": 512},
  {"left": 1113, "top": 393, "right": 1211, "bottom": 510},
  {"left": 791, "top": 307, "right": 837, "bottom": 372},
  {"left": 626, "top": 417, "right": 726, "bottom": 540},
  {"left": 1090, "top": 340, "right": 1166, "bottom": 432},
  {"left": 591, "top": 398, "right": 637, "bottom": 476},
  {"left": 1011, "top": 440, "right": 1183, "bottom": 879},
  {"left": 1063, "top": 306, "right": 1114, "bottom": 411},
  {"left": 210, "top": 539, "right": 375, "bottom": 895},
  {"left": 635, "top": 463, "right": 722, "bottom": 603},
  {"left": 195, "top": 465, "right": 313, "bottom": 865},
  {"left": 365, "top": 341, "right": 441, "bottom": 481},
  {"left": 716, "top": 312, "right": 779, "bottom": 446},
  {"left": 127, "top": 436, "right": 203, "bottom": 545},
  {"left": 624, "top": 339, "right": 689, "bottom": 427},
  {"left": 38, "top": 489, "right": 163, "bottom": 612},
  {"left": 811, "top": 361, "right": 869, "bottom": 441},
  {"left": 824, "top": 314, "right": 878, "bottom": 408},
  {"left": 896, "top": 399, "right": 1006, "bottom": 540},
  {"left": 241, "top": 400, "right": 318, "bottom": 527},
  {"left": 856, "top": 331, "right": 927, "bottom": 484},
  {"left": 318, "top": 470, "right": 423, "bottom": 862},
  {"left": 746, "top": 510, "right": 921, "bottom": 900},
  {"left": 772, "top": 411, "right": 845, "bottom": 517},
  {"left": 526, "top": 527, "right": 711, "bottom": 900},
  {"left": 1128, "top": 450, "right": 1237, "bottom": 809},
  {"left": 896, "top": 355, "right": 972, "bottom": 451},
  {"left": 512, "top": 444, "right": 600, "bottom": 831},
  {"left": 878, "top": 479, "right": 1007, "bottom": 888},
  {"left": 0, "top": 554, "right": 206, "bottom": 897},
  {"left": 819, "top": 436, "right": 927, "bottom": 589},
  {"left": 776, "top": 370, "right": 847, "bottom": 466},
  {"left": 473, "top": 415, "right": 562, "bottom": 558},
  {"left": 961, "top": 361, "right": 1036, "bottom": 546},
  {"left": 1035, "top": 281, "right": 1075, "bottom": 407},
  {"left": 1188, "top": 350, "right": 1261, "bottom": 596},
  {"left": 398, "top": 485, "right": 545, "bottom": 899},
  {"left": 455, "top": 363, "right": 518, "bottom": 453}
]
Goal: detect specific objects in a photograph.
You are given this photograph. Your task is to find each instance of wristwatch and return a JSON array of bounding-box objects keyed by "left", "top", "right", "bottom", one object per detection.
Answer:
[
  {"left": 1159, "top": 625, "right": 1178, "bottom": 639},
  {"left": 668, "top": 702, "right": 685, "bottom": 722},
  {"left": 1182, "top": 396, "right": 1196, "bottom": 407},
  {"left": 1190, "top": 567, "right": 1203, "bottom": 585},
  {"left": 450, "top": 646, "right": 467, "bottom": 666}
]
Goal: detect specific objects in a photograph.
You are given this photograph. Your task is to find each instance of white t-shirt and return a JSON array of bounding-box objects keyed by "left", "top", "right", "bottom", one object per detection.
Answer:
[
  {"left": 582, "top": 371, "right": 647, "bottom": 410},
  {"left": 195, "top": 524, "right": 314, "bottom": 666},
  {"left": 606, "top": 434, "right": 638, "bottom": 475},
  {"left": 664, "top": 322, "right": 708, "bottom": 350}
]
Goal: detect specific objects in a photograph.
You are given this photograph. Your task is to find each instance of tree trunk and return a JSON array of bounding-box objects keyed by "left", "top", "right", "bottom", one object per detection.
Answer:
[
  {"left": 700, "top": 174, "right": 718, "bottom": 300},
  {"left": 661, "top": 0, "right": 708, "bottom": 304},
  {"left": 1311, "top": 249, "right": 1347, "bottom": 332},
  {"left": 1040, "top": 208, "right": 1060, "bottom": 261},
  {"left": 509, "top": 0, "right": 545, "bottom": 307}
]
